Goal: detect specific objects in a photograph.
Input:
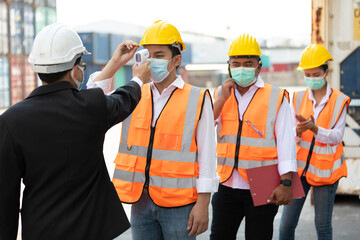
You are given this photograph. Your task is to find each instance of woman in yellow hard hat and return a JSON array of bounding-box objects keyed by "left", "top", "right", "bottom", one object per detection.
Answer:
[{"left": 279, "top": 44, "right": 351, "bottom": 240}]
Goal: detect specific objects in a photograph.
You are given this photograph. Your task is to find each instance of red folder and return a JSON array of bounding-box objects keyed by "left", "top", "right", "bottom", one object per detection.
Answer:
[{"left": 246, "top": 164, "right": 305, "bottom": 206}]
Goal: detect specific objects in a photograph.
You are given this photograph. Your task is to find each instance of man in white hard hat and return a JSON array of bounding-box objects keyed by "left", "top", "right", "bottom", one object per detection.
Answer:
[{"left": 0, "top": 23, "right": 151, "bottom": 240}]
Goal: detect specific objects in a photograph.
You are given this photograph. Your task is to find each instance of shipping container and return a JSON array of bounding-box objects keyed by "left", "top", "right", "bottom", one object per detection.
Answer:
[
  {"left": 181, "top": 42, "right": 192, "bottom": 66},
  {"left": 0, "top": 55, "right": 10, "bottom": 108},
  {"left": 113, "top": 66, "right": 127, "bottom": 89},
  {"left": 47, "top": 0, "right": 56, "bottom": 8},
  {"left": 35, "top": 0, "right": 56, "bottom": 7},
  {"left": 10, "top": 55, "right": 36, "bottom": 105},
  {"left": 9, "top": 1, "right": 23, "bottom": 55},
  {"left": 79, "top": 32, "right": 110, "bottom": 65},
  {"left": 312, "top": 0, "right": 360, "bottom": 197},
  {"left": 35, "top": 6, "right": 56, "bottom": 35},
  {"left": 34, "top": 0, "right": 46, "bottom": 6},
  {"left": 110, "top": 34, "right": 124, "bottom": 56},
  {"left": 23, "top": 4, "right": 35, "bottom": 54},
  {"left": 0, "top": 2, "right": 9, "bottom": 55},
  {"left": 81, "top": 63, "right": 102, "bottom": 89}
]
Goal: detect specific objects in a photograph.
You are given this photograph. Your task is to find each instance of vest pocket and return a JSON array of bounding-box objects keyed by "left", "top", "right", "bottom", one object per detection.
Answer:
[
  {"left": 114, "top": 154, "right": 138, "bottom": 191},
  {"left": 314, "top": 153, "right": 334, "bottom": 170},
  {"left": 248, "top": 146, "right": 277, "bottom": 160},
  {"left": 160, "top": 161, "right": 196, "bottom": 197},
  {"left": 114, "top": 153, "right": 138, "bottom": 169},
  {"left": 216, "top": 143, "right": 228, "bottom": 158},
  {"left": 158, "top": 133, "right": 181, "bottom": 150},
  {"left": 134, "top": 118, "right": 151, "bottom": 129}
]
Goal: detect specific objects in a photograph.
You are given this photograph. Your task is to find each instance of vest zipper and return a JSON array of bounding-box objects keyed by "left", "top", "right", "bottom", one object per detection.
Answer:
[
  {"left": 144, "top": 87, "right": 178, "bottom": 188},
  {"left": 234, "top": 120, "right": 243, "bottom": 169},
  {"left": 144, "top": 126, "right": 155, "bottom": 187},
  {"left": 232, "top": 88, "right": 259, "bottom": 172},
  {"left": 302, "top": 136, "right": 315, "bottom": 176}
]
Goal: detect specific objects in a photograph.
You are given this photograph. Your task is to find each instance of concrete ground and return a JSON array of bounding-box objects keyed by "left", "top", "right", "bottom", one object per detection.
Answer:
[{"left": 114, "top": 194, "right": 360, "bottom": 240}]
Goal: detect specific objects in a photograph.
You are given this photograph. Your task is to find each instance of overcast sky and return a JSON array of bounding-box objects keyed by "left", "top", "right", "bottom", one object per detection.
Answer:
[{"left": 57, "top": 0, "right": 311, "bottom": 42}]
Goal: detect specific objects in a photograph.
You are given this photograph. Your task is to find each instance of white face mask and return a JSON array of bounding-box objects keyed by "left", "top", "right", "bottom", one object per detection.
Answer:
[{"left": 70, "top": 65, "right": 84, "bottom": 90}]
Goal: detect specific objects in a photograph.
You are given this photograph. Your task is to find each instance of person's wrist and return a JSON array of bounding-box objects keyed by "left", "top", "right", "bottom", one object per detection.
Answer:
[{"left": 280, "top": 179, "right": 292, "bottom": 187}]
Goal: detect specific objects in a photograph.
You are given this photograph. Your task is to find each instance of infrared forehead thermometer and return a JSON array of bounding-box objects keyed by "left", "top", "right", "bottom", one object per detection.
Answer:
[{"left": 135, "top": 49, "right": 150, "bottom": 65}]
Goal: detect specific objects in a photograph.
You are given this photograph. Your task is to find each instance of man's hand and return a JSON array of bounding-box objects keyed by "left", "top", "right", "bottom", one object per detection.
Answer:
[
  {"left": 111, "top": 41, "right": 139, "bottom": 66},
  {"left": 267, "top": 172, "right": 292, "bottom": 205},
  {"left": 187, "top": 193, "right": 210, "bottom": 237},
  {"left": 267, "top": 184, "right": 292, "bottom": 205},
  {"left": 132, "top": 61, "right": 151, "bottom": 84},
  {"left": 219, "top": 78, "right": 236, "bottom": 102},
  {"left": 213, "top": 78, "right": 235, "bottom": 119},
  {"left": 94, "top": 41, "right": 139, "bottom": 82}
]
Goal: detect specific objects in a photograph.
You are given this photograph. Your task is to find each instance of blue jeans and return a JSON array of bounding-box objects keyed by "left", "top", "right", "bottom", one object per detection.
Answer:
[
  {"left": 130, "top": 190, "right": 196, "bottom": 240},
  {"left": 279, "top": 176, "right": 339, "bottom": 240}
]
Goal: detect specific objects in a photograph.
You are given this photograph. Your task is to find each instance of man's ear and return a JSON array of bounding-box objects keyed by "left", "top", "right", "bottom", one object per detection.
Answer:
[
  {"left": 256, "top": 60, "right": 262, "bottom": 76},
  {"left": 174, "top": 54, "right": 182, "bottom": 67}
]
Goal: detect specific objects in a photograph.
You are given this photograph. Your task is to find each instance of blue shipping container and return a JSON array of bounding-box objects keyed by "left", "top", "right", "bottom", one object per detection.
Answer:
[
  {"left": 110, "top": 34, "right": 124, "bottom": 56},
  {"left": 78, "top": 32, "right": 110, "bottom": 65},
  {"left": 0, "top": 2, "right": 9, "bottom": 55},
  {"left": 10, "top": 2, "right": 23, "bottom": 55},
  {"left": 0, "top": 56, "right": 10, "bottom": 108},
  {"left": 23, "top": 4, "right": 35, "bottom": 54},
  {"left": 181, "top": 42, "right": 192, "bottom": 66},
  {"left": 81, "top": 63, "right": 102, "bottom": 90}
]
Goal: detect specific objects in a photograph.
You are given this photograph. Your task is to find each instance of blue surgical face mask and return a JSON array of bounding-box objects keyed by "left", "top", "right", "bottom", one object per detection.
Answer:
[
  {"left": 230, "top": 67, "right": 257, "bottom": 87},
  {"left": 304, "top": 75, "right": 326, "bottom": 90},
  {"left": 149, "top": 58, "right": 175, "bottom": 83}
]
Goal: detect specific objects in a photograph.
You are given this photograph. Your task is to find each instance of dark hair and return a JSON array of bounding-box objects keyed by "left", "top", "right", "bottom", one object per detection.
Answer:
[
  {"left": 319, "top": 64, "right": 328, "bottom": 73},
  {"left": 167, "top": 45, "right": 181, "bottom": 69},
  {"left": 229, "top": 55, "right": 261, "bottom": 61},
  {"left": 38, "top": 57, "right": 81, "bottom": 84}
]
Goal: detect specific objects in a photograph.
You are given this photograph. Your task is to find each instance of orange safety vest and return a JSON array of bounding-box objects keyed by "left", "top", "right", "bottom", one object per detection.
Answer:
[
  {"left": 293, "top": 88, "right": 350, "bottom": 186},
  {"left": 214, "top": 83, "right": 288, "bottom": 183},
  {"left": 112, "top": 83, "right": 209, "bottom": 207}
]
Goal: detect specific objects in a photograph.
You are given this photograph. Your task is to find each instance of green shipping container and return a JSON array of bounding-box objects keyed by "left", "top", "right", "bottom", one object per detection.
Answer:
[
  {"left": 35, "top": 6, "right": 56, "bottom": 35},
  {"left": 113, "top": 67, "right": 127, "bottom": 89}
]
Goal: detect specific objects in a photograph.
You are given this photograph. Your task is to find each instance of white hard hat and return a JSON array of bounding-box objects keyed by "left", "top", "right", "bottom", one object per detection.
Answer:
[{"left": 28, "top": 23, "right": 90, "bottom": 74}]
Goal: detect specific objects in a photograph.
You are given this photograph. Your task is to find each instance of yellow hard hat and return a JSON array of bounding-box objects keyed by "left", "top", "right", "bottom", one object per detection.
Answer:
[
  {"left": 228, "top": 34, "right": 262, "bottom": 57},
  {"left": 298, "top": 44, "right": 333, "bottom": 69},
  {"left": 140, "top": 20, "right": 186, "bottom": 51}
]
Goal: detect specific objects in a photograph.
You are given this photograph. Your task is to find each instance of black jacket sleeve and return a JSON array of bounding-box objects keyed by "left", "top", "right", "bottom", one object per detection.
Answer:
[
  {"left": 105, "top": 80, "right": 142, "bottom": 130},
  {"left": 0, "top": 116, "right": 23, "bottom": 240}
]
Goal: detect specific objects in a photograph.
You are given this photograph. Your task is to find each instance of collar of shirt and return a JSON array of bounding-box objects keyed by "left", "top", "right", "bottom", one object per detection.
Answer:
[
  {"left": 308, "top": 83, "right": 332, "bottom": 109},
  {"left": 150, "top": 75, "right": 184, "bottom": 101}
]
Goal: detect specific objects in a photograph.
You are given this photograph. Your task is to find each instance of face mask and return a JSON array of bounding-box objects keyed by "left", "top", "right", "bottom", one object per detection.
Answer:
[
  {"left": 71, "top": 66, "right": 84, "bottom": 90},
  {"left": 304, "top": 75, "right": 326, "bottom": 90},
  {"left": 230, "top": 67, "right": 257, "bottom": 87},
  {"left": 149, "top": 58, "right": 175, "bottom": 83}
]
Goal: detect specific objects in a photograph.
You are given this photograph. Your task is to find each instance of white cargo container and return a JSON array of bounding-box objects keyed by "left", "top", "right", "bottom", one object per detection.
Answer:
[{"left": 312, "top": 0, "right": 360, "bottom": 197}]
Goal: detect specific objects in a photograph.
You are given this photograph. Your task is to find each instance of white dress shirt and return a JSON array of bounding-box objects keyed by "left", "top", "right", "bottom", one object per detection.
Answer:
[
  {"left": 216, "top": 76, "right": 297, "bottom": 190},
  {"left": 293, "top": 83, "right": 347, "bottom": 145},
  {"left": 87, "top": 72, "right": 220, "bottom": 193}
]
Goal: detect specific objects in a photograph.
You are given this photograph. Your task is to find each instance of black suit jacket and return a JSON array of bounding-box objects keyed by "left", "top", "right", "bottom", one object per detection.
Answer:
[{"left": 0, "top": 81, "right": 141, "bottom": 240}]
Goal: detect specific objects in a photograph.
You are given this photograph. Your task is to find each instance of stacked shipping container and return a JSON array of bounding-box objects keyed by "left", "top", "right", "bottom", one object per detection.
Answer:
[{"left": 0, "top": 0, "right": 56, "bottom": 108}]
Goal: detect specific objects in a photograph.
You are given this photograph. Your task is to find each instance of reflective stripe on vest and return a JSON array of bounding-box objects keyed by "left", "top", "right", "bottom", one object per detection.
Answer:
[
  {"left": 294, "top": 88, "right": 350, "bottom": 186},
  {"left": 113, "top": 83, "right": 206, "bottom": 207},
  {"left": 215, "top": 83, "right": 283, "bottom": 183}
]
